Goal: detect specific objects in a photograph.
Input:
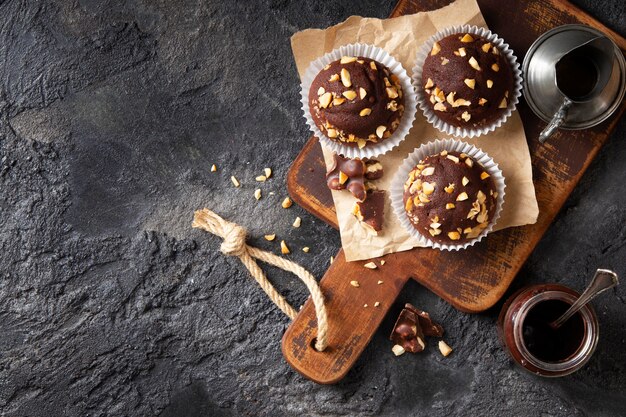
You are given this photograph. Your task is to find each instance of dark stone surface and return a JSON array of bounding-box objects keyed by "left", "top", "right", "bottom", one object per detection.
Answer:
[{"left": 0, "top": 0, "right": 624, "bottom": 416}]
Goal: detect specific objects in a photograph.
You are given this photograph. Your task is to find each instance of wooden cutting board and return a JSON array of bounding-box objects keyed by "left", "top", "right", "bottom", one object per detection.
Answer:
[{"left": 282, "top": 0, "right": 626, "bottom": 384}]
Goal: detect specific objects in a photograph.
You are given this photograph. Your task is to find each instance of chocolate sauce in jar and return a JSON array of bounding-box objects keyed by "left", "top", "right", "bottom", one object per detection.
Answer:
[{"left": 522, "top": 299, "right": 585, "bottom": 362}]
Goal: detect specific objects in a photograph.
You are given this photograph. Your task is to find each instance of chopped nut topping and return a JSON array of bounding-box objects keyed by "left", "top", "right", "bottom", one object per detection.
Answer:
[
  {"left": 317, "top": 86, "right": 325, "bottom": 96},
  {"left": 457, "top": 47, "right": 467, "bottom": 57},
  {"left": 441, "top": 57, "right": 449, "bottom": 65},
  {"left": 364, "top": 262, "right": 377, "bottom": 269},
  {"left": 211, "top": 164, "right": 217, "bottom": 172},
  {"left": 486, "top": 79, "right": 494, "bottom": 88},
  {"left": 370, "top": 61, "right": 377, "bottom": 70},
  {"left": 422, "top": 182, "right": 435, "bottom": 195},
  {"left": 481, "top": 42, "right": 492, "bottom": 53},
  {"left": 460, "top": 33, "right": 474, "bottom": 42},
  {"left": 418, "top": 194, "right": 430, "bottom": 204},
  {"left": 448, "top": 231, "right": 461, "bottom": 240},
  {"left": 405, "top": 197, "right": 414, "bottom": 211},
  {"left": 292, "top": 217, "right": 301, "bottom": 228},
  {"left": 302, "top": 247, "right": 310, "bottom": 253},
  {"left": 359, "top": 108, "right": 372, "bottom": 117},
  {"left": 357, "top": 139, "right": 367, "bottom": 149},
  {"left": 424, "top": 78, "right": 434, "bottom": 89},
  {"left": 359, "top": 87, "right": 367, "bottom": 99},
  {"left": 340, "top": 56, "right": 357, "bottom": 64},
  {"left": 386, "top": 87, "right": 399, "bottom": 99},
  {"left": 350, "top": 280, "right": 360, "bottom": 288},
  {"left": 254, "top": 189, "right": 262, "bottom": 200},
  {"left": 280, "top": 240, "right": 290, "bottom": 254},
  {"left": 464, "top": 78, "right": 476, "bottom": 89},
  {"left": 478, "top": 98, "right": 488, "bottom": 106},
  {"left": 342, "top": 90, "right": 357, "bottom": 100},
  {"left": 480, "top": 171, "right": 490, "bottom": 180},
  {"left": 446, "top": 203, "right": 455, "bottom": 209},
  {"left": 374, "top": 301, "right": 380, "bottom": 307},
  {"left": 431, "top": 41, "right": 441, "bottom": 55},
  {"left": 231, "top": 176, "right": 240, "bottom": 187},
  {"left": 434, "top": 102, "right": 447, "bottom": 112},
  {"left": 429, "top": 228, "right": 442, "bottom": 236},
  {"left": 333, "top": 97, "right": 346, "bottom": 106},
  {"left": 264, "top": 234, "right": 276, "bottom": 241},
  {"left": 499, "top": 97, "right": 508, "bottom": 108},
  {"left": 281, "top": 197, "right": 293, "bottom": 209},
  {"left": 461, "top": 111, "right": 471, "bottom": 122},
  {"left": 446, "top": 91, "right": 456, "bottom": 105},
  {"left": 447, "top": 155, "right": 459, "bottom": 163},
  {"left": 465, "top": 157, "right": 474, "bottom": 168},
  {"left": 319, "top": 92, "right": 332, "bottom": 108},
  {"left": 376, "top": 125, "right": 387, "bottom": 139},
  {"left": 329, "top": 73, "right": 339, "bottom": 82},
  {"left": 430, "top": 222, "right": 441, "bottom": 229},
  {"left": 327, "top": 128, "right": 338, "bottom": 138},
  {"left": 491, "top": 63, "right": 500, "bottom": 72},
  {"left": 468, "top": 56, "right": 481, "bottom": 71},
  {"left": 256, "top": 175, "right": 267, "bottom": 182},
  {"left": 392, "top": 344, "right": 406, "bottom": 356},
  {"left": 462, "top": 176, "right": 470, "bottom": 186},
  {"left": 444, "top": 183, "right": 455, "bottom": 193},
  {"left": 438, "top": 340, "right": 453, "bottom": 357},
  {"left": 492, "top": 46, "right": 500, "bottom": 55},
  {"left": 421, "top": 166, "right": 435, "bottom": 176},
  {"left": 340, "top": 68, "right": 351, "bottom": 87},
  {"left": 456, "top": 192, "right": 469, "bottom": 201}
]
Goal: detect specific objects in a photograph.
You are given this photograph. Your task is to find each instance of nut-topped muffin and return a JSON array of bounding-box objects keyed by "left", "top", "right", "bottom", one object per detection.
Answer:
[
  {"left": 402, "top": 150, "right": 498, "bottom": 243},
  {"left": 421, "top": 33, "right": 514, "bottom": 128},
  {"left": 309, "top": 56, "right": 405, "bottom": 149}
]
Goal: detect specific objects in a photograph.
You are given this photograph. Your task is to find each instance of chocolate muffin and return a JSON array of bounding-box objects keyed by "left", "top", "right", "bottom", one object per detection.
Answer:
[
  {"left": 309, "top": 56, "right": 405, "bottom": 149},
  {"left": 421, "top": 33, "right": 514, "bottom": 128},
  {"left": 402, "top": 150, "right": 498, "bottom": 244}
]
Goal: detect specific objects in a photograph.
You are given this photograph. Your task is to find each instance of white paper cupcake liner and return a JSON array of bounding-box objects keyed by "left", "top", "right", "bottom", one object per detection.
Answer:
[
  {"left": 412, "top": 25, "right": 523, "bottom": 138},
  {"left": 300, "top": 43, "right": 417, "bottom": 159},
  {"left": 390, "top": 138, "right": 506, "bottom": 251}
]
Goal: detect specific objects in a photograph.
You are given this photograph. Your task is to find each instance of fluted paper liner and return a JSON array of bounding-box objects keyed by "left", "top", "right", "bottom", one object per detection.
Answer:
[
  {"left": 390, "top": 139, "right": 506, "bottom": 251},
  {"left": 412, "top": 24, "right": 523, "bottom": 138},
  {"left": 300, "top": 43, "right": 417, "bottom": 159},
  {"left": 291, "top": 0, "right": 538, "bottom": 261}
]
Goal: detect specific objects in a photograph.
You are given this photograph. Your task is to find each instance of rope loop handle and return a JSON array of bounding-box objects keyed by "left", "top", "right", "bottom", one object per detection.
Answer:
[{"left": 192, "top": 208, "right": 328, "bottom": 351}]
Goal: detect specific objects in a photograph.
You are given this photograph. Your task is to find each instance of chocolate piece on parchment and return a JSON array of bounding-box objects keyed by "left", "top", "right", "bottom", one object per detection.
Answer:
[
  {"left": 405, "top": 303, "right": 445, "bottom": 337},
  {"left": 352, "top": 190, "right": 386, "bottom": 232},
  {"left": 389, "top": 307, "right": 426, "bottom": 353},
  {"left": 326, "top": 154, "right": 383, "bottom": 201}
]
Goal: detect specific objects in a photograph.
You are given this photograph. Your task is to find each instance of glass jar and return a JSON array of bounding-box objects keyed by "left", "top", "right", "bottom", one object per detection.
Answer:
[{"left": 498, "top": 283, "right": 599, "bottom": 377}]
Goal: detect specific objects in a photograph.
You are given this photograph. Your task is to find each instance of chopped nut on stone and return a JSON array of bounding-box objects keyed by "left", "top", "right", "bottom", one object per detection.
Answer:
[
  {"left": 280, "top": 240, "right": 290, "bottom": 254},
  {"left": 364, "top": 262, "right": 377, "bottom": 269},
  {"left": 256, "top": 175, "right": 267, "bottom": 182},
  {"left": 281, "top": 197, "right": 293, "bottom": 208},
  {"left": 264, "top": 168, "right": 272, "bottom": 178},
  {"left": 302, "top": 247, "right": 310, "bottom": 253},
  {"left": 439, "top": 340, "right": 453, "bottom": 357},
  {"left": 292, "top": 217, "right": 301, "bottom": 228},
  {"left": 392, "top": 344, "right": 406, "bottom": 356},
  {"left": 211, "top": 164, "right": 217, "bottom": 172},
  {"left": 264, "top": 234, "right": 276, "bottom": 241},
  {"left": 231, "top": 176, "right": 240, "bottom": 187},
  {"left": 254, "top": 189, "right": 262, "bottom": 200}
]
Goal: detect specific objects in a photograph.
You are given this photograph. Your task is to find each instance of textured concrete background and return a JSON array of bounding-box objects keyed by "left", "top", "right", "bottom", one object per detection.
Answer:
[{"left": 0, "top": 0, "right": 625, "bottom": 416}]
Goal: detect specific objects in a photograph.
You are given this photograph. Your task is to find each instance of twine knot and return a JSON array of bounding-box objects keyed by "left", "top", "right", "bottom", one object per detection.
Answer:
[
  {"left": 220, "top": 224, "right": 247, "bottom": 257},
  {"left": 193, "top": 208, "right": 328, "bottom": 351}
]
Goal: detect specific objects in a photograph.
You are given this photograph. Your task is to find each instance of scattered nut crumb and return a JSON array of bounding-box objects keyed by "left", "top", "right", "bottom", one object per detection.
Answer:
[
  {"left": 438, "top": 340, "right": 453, "bottom": 357},
  {"left": 292, "top": 217, "right": 301, "bottom": 228},
  {"left": 302, "top": 247, "right": 310, "bottom": 253},
  {"left": 377, "top": 280, "right": 383, "bottom": 285},
  {"left": 256, "top": 175, "right": 267, "bottom": 182},
  {"left": 380, "top": 260, "right": 386, "bottom": 266},
  {"left": 364, "top": 304, "right": 368, "bottom": 308},
  {"left": 330, "top": 256, "right": 334, "bottom": 264},
  {"left": 363, "top": 262, "right": 377, "bottom": 269},
  {"left": 231, "top": 176, "right": 240, "bottom": 187},
  {"left": 350, "top": 280, "right": 360, "bottom": 288},
  {"left": 281, "top": 197, "right": 292, "bottom": 209},
  {"left": 254, "top": 189, "right": 262, "bottom": 200},
  {"left": 264, "top": 234, "right": 276, "bottom": 241},
  {"left": 280, "top": 240, "right": 290, "bottom": 254},
  {"left": 374, "top": 301, "right": 380, "bottom": 307},
  {"left": 392, "top": 344, "right": 406, "bottom": 356},
  {"left": 264, "top": 168, "right": 272, "bottom": 178},
  {"left": 211, "top": 164, "right": 217, "bottom": 172}
]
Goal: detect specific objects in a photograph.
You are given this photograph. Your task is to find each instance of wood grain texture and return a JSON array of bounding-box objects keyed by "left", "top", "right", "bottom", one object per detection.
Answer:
[{"left": 283, "top": 0, "right": 626, "bottom": 383}]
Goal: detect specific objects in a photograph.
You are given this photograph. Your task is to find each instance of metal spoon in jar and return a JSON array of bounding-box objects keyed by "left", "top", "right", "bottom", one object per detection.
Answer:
[{"left": 550, "top": 269, "right": 619, "bottom": 329}]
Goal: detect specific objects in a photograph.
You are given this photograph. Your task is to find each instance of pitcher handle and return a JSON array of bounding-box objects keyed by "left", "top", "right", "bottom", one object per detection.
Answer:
[{"left": 539, "top": 97, "right": 573, "bottom": 143}]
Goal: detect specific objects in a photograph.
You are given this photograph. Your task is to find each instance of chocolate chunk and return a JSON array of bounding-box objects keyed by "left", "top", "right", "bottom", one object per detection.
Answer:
[
  {"left": 364, "top": 159, "right": 384, "bottom": 180},
  {"left": 405, "top": 303, "right": 444, "bottom": 337},
  {"left": 353, "top": 190, "right": 385, "bottom": 232},
  {"left": 390, "top": 308, "right": 425, "bottom": 353},
  {"left": 326, "top": 154, "right": 367, "bottom": 201}
]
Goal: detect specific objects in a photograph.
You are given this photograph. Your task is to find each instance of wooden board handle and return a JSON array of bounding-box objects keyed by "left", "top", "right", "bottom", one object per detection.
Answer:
[{"left": 282, "top": 250, "right": 409, "bottom": 384}]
